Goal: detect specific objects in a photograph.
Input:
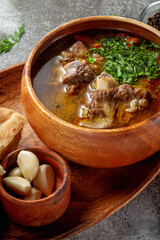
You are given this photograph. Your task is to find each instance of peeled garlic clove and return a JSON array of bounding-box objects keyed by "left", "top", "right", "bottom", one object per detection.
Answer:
[
  {"left": 8, "top": 167, "right": 23, "bottom": 177},
  {"left": 33, "top": 164, "right": 55, "bottom": 196},
  {"left": 23, "top": 187, "right": 42, "bottom": 200},
  {"left": 2, "top": 176, "right": 31, "bottom": 196},
  {"left": 0, "top": 165, "right": 6, "bottom": 176},
  {"left": 17, "top": 150, "right": 39, "bottom": 182}
]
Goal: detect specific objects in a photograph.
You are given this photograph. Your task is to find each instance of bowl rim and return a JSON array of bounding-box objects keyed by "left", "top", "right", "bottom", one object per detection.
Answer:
[
  {"left": 23, "top": 15, "right": 160, "bottom": 134},
  {"left": 0, "top": 146, "right": 70, "bottom": 204}
]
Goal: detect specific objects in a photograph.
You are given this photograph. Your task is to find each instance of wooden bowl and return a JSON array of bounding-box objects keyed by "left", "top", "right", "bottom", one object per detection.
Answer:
[
  {"left": 0, "top": 146, "right": 71, "bottom": 227},
  {"left": 21, "top": 16, "right": 160, "bottom": 168}
]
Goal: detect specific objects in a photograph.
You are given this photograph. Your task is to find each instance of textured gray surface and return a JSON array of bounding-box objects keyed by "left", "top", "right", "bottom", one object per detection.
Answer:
[
  {"left": 0, "top": 0, "right": 156, "bottom": 70},
  {"left": 0, "top": 0, "right": 160, "bottom": 240}
]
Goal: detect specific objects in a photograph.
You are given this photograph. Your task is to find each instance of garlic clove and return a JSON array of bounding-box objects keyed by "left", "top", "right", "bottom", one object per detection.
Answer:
[
  {"left": 33, "top": 164, "right": 55, "bottom": 196},
  {"left": 2, "top": 176, "right": 31, "bottom": 196},
  {"left": 8, "top": 167, "right": 23, "bottom": 177},
  {"left": 0, "top": 165, "right": 6, "bottom": 176},
  {"left": 23, "top": 187, "right": 42, "bottom": 200},
  {"left": 17, "top": 150, "right": 39, "bottom": 182}
]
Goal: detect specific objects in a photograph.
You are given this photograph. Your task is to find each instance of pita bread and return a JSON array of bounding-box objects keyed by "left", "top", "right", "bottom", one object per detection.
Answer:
[{"left": 0, "top": 107, "right": 26, "bottom": 160}]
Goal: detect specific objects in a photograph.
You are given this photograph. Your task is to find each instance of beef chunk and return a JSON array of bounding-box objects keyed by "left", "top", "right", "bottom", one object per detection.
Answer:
[
  {"left": 61, "top": 41, "right": 88, "bottom": 60},
  {"left": 69, "top": 41, "right": 88, "bottom": 57},
  {"left": 63, "top": 61, "right": 96, "bottom": 84},
  {"left": 88, "top": 84, "right": 155, "bottom": 116},
  {"left": 96, "top": 71, "right": 119, "bottom": 89},
  {"left": 79, "top": 84, "right": 155, "bottom": 128}
]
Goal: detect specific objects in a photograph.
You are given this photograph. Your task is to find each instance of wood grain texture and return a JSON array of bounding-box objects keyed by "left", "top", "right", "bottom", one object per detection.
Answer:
[
  {"left": 21, "top": 16, "right": 160, "bottom": 168},
  {"left": 0, "top": 62, "right": 160, "bottom": 239}
]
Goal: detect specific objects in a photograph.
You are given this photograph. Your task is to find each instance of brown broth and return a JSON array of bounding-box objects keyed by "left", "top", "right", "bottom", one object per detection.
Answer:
[{"left": 32, "top": 30, "right": 160, "bottom": 128}]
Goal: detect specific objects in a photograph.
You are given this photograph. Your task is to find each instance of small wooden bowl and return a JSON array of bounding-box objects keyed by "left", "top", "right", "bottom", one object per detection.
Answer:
[
  {"left": 21, "top": 16, "right": 160, "bottom": 168},
  {"left": 0, "top": 146, "right": 71, "bottom": 227}
]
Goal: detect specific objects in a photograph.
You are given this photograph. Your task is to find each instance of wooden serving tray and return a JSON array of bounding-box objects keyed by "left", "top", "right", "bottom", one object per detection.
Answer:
[{"left": 0, "top": 63, "right": 160, "bottom": 240}]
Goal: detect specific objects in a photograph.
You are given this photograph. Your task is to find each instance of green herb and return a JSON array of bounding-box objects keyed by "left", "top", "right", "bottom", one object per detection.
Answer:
[
  {"left": 87, "top": 55, "right": 96, "bottom": 64},
  {"left": 0, "top": 24, "right": 25, "bottom": 54},
  {"left": 89, "top": 35, "right": 160, "bottom": 85},
  {"left": 151, "top": 41, "right": 160, "bottom": 49}
]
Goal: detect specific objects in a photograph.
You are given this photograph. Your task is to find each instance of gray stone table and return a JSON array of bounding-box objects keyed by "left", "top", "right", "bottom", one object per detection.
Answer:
[{"left": 0, "top": 0, "right": 160, "bottom": 239}]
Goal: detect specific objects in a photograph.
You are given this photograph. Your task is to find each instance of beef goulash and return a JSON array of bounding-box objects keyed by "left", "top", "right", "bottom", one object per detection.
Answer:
[{"left": 33, "top": 31, "right": 160, "bottom": 129}]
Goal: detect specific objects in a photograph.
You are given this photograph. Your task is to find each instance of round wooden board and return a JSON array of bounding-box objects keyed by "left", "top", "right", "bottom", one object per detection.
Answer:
[{"left": 0, "top": 62, "right": 160, "bottom": 240}]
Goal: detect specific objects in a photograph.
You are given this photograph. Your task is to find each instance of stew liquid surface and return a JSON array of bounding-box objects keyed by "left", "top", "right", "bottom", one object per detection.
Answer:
[{"left": 32, "top": 30, "right": 160, "bottom": 129}]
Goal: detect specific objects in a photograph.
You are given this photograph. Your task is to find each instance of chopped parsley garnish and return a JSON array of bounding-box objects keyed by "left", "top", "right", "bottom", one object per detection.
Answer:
[
  {"left": 88, "top": 35, "right": 160, "bottom": 85},
  {"left": 0, "top": 24, "right": 25, "bottom": 54},
  {"left": 87, "top": 55, "right": 96, "bottom": 64}
]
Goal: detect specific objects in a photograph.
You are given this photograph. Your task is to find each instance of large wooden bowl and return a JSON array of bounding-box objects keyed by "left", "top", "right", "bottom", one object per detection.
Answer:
[{"left": 21, "top": 16, "right": 160, "bottom": 168}]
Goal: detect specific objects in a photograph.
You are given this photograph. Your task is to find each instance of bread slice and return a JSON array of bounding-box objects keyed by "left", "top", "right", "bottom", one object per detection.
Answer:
[{"left": 0, "top": 107, "right": 26, "bottom": 160}]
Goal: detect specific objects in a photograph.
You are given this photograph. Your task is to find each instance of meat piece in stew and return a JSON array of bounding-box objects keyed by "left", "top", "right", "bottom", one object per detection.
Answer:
[
  {"left": 63, "top": 61, "right": 96, "bottom": 84},
  {"left": 79, "top": 84, "right": 156, "bottom": 128},
  {"left": 96, "top": 71, "right": 119, "bottom": 89},
  {"left": 61, "top": 41, "right": 88, "bottom": 59}
]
